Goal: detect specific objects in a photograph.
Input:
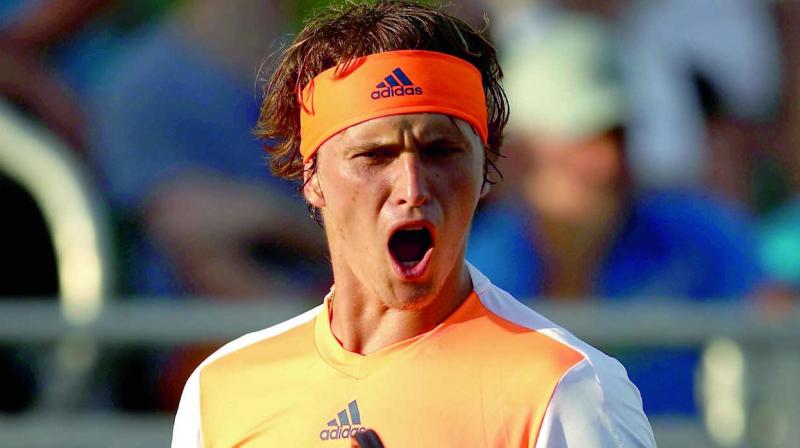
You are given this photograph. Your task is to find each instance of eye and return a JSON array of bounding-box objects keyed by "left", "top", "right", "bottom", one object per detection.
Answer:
[
  {"left": 353, "top": 147, "right": 396, "bottom": 162},
  {"left": 424, "top": 144, "right": 462, "bottom": 158}
]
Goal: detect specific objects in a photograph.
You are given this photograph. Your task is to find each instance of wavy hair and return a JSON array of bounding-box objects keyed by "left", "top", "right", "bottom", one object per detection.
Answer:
[{"left": 256, "top": 0, "right": 508, "bottom": 186}]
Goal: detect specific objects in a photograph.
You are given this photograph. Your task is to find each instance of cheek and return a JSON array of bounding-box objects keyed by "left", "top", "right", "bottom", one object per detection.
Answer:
[
  {"left": 458, "top": 170, "right": 483, "bottom": 203},
  {"left": 322, "top": 165, "right": 387, "bottom": 239},
  {"left": 327, "top": 164, "right": 376, "bottom": 206},
  {"left": 437, "top": 158, "right": 483, "bottom": 215},
  {"left": 574, "top": 149, "right": 621, "bottom": 186}
]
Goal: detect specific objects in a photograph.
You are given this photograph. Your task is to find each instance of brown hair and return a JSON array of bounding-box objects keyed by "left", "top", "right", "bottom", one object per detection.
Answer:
[{"left": 255, "top": 0, "right": 508, "bottom": 183}]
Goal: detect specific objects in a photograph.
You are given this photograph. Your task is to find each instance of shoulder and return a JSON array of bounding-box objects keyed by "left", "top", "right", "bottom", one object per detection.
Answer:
[
  {"left": 535, "top": 359, "right": 656, "bottom": 447},
  {"left": 469, "top": 264, "right": 655, "bottom": 447},
  {"left": 471, "top": 263, "right": 626, "bottom": 381},
  {"left": 192, "top": 305, "right": 322, "bottom": 391},
  {"left": 170, "top": 305, "right": 322, "bottom": 448}
]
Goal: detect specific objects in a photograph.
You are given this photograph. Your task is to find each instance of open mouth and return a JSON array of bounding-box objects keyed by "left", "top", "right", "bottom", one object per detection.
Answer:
[{"left": 388, "top": 226, "right": 433, "bottom": 271}]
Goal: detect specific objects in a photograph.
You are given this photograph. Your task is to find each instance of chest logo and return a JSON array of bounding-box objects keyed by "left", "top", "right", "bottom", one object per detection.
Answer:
[{"left": 319, "top": 400, "right": 367, "bottom": 441}]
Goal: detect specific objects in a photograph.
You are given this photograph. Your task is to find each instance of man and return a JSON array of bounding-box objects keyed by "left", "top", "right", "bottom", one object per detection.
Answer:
[{"left": 172, "top": 1, "right": 655, "bottom": 446}]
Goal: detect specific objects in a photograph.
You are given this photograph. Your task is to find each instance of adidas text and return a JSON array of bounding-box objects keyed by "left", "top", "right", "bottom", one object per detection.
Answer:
[
  {"left": 320, "top": 426, "right": 367, "bottom": 440},
  {"left": 371, "top": 86, "right": 424, "bottom": 99},
  {"left": 321, "top": 400, "right": 365, "bottom": 441}
]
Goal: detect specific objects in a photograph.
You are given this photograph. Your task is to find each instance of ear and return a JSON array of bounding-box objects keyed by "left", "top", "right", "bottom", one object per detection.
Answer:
[
  {"left": 479, "top": 146, "right": 493, "bottom": 200},
  {"left": 480, "top": 180, "right": 491, "bottom": 200},
  {"left": 303, "top": 159, "right": 326, "bottom": 208}
]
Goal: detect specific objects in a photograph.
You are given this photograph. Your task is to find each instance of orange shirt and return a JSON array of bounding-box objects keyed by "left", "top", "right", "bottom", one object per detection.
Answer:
[{"left": 173, "top": 265, "right": 655, "bottom": 447}]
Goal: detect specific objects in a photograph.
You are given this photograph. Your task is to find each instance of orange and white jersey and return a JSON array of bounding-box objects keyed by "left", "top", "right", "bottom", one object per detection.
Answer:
[{"left": 172, "top": 264, "right": 655, "bottom": 447}]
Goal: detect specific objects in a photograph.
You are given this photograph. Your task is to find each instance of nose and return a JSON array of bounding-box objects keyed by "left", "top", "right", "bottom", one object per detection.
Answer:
[{"left": 393, "top": 152, "right": 430, "bottom": 208}]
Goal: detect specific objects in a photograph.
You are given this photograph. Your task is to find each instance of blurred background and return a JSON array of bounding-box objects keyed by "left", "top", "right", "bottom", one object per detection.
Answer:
[{"left": 0, "top": 0, "right": 798, "bottom": 447}]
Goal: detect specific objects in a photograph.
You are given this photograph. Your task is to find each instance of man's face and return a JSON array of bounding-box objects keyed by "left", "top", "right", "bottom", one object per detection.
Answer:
[
  {"left": 305, "top": 113, "right": 485, "bottom": 310},
  {"left": 522, "top": 131, "right": 624, "bottom": 223}
]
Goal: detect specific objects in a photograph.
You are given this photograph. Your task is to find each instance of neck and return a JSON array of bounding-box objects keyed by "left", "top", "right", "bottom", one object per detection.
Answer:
[{"left": 328, "top": 260, "right": 472, "bottom": 355}]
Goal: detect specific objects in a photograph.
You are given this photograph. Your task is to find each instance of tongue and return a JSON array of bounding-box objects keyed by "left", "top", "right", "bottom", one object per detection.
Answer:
[{"left": 390, "top": 230, "right": 430, "bottom": 263}]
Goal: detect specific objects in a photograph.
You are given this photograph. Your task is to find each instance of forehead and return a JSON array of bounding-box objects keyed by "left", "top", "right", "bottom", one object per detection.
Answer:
[{"left": 327, "top": 113, "right": 481, "bottom": 150}]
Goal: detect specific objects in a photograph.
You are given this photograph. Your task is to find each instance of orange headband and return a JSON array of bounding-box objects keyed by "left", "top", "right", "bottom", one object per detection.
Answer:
[{"left": 298, "top": 50, "right": 488, "bottom": 161}]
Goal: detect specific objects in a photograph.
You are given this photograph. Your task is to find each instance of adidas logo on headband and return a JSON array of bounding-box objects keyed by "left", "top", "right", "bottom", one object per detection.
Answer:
[
  {"left": 371, "top": 67, "right": 423, "bottom": 99},
  {"left": 299, "top": 50, "right": 487, "bottom": 161}
]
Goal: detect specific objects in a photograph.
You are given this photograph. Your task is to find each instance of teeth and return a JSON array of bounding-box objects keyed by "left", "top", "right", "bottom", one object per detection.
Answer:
[{"left": 403, "top": 225, "right": 424, "bottom": 231}]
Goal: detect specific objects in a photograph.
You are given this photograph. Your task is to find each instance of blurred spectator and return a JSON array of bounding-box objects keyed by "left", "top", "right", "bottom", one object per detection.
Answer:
[
  {"left": 753, "top": 2, "right": 800, "bottom": 307},
  {"left": 89, "top": 0, "right": 328, "bottom": 300},
  {"left": 468, "top": 10, "right": 765, "bottom": 415},
  {"left": 87, "top": 0, "right": 330, "bottom": 411},
  {"left": 0, "top": 0, "right": 116, "bottom": 414},
  {"left": 0, "top": 0, "right": 115, "bottom": 151},
  {"left": 759, "top": 199, "right": 800, "bottom": 296},
  {"left": 0, "top": 0, "right": 90, "bottom": 296},
  {"left": 618, "top": 0, "right": 781, "bottom": 204},
  {"left": 771, "top": 1, "right": 800, "bottom": 196}
]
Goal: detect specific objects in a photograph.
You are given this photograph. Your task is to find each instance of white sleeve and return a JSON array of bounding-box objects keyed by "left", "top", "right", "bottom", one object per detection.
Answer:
[
  {"left": 171, "top": 368, "right": 203, "bottom": 448},
  {"left": 534, "top": 359, "right": 656, "bottom": 448}
]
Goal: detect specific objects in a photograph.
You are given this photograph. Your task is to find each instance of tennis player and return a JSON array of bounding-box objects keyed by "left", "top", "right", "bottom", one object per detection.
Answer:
[{"left": 172, "top": 1, "right": 656, "bottom": 446}]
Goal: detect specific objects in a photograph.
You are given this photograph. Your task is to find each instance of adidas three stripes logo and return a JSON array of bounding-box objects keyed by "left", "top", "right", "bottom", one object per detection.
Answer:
[
  {"left": 319, "top": 400, "right": 368, "bottom": 441},
  {"left": 328, "top": 400, "right": 361, "bottom": 426},
  {"left": 371, "top": 67, "right": 424, "bottom": 99},
  {"left": 376, "top": 68, "right": 414, "bottom": 89}
]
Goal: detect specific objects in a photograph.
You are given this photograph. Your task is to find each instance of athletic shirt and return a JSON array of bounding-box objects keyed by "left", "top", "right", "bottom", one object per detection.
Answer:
[{"left": 172, "top": 264, "right": 655, "bottom": 447}]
